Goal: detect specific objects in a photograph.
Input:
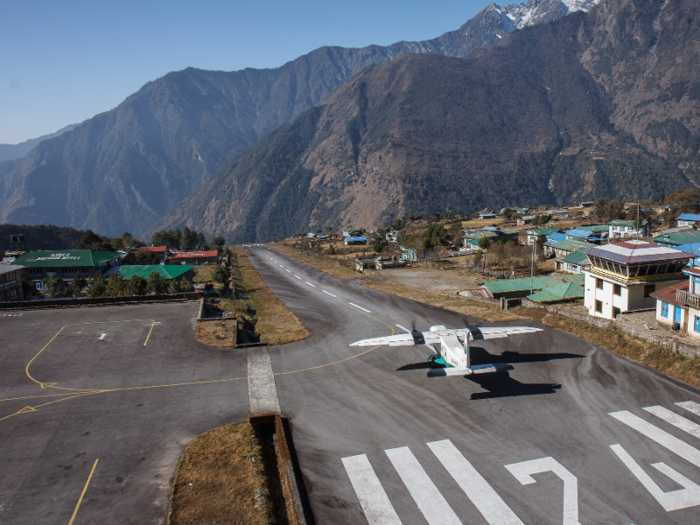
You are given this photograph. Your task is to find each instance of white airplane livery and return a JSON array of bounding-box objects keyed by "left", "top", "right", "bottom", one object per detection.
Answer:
[{"left": 350, "top": 324, "right": 543, "bottom": 377}]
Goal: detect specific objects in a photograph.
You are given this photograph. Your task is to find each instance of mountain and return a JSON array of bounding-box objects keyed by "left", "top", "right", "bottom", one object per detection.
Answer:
[
  {"left": 0, "top": 124, "right": 79, "bottom": 163},
  {"left": 0, "top": 0, "right": 598, "bottom": 237},
  {"left": 152, "top": 0, "right": 698, "bottom": 243}
]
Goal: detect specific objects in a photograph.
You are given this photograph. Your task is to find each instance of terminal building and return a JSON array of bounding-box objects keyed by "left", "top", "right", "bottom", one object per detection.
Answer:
[
  {"left": 582, "top": 240, "right": 694, "bottom": 319},
  {"left": 12, "top": 250, "right": 121, "bottom": 291},
  {"left": 0, "top": 264, "right": 24, "bottom": 302}
]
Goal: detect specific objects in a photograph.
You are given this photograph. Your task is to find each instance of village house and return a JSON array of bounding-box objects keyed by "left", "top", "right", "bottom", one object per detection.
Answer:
[
  {"left": 549, "top": 239, "right": 594, "bottom": 259},
  {"left": 463, "top": 226, "right": 519, "bottom": 251},
  {"left": 137, "top": 245, "right": 168, "bottom": 262},
  {"left": 676, "top": 213, "right": 700, "bottom": 228},
  {"left": 554, "top": 250, "right": 591, "bottom": 274},
  {"left": 526, "top": 227, "right": 560, "bottom": 245},
  {"left": 582, "top": 240, "right": 694, "bottom": 320},
  {"left": 0, "top": 264, "right": 24, "bottom": 302},
  {"left": 608, "top": 219, "right": 650, "bottom": 239},
  {"left": 168, "top": 250, "right": 219, "bottom": 265},
  {"left": 654, "top": 230, "right": 700, "bottom": 248}
]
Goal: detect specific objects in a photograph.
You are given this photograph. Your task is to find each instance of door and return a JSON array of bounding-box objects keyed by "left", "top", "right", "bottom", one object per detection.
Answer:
[{"left": 674, "top": 306, "right": 682, "bottom": 324}]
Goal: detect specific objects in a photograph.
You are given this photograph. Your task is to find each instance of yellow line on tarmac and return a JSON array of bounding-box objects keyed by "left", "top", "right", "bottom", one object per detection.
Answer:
[
  {"left": 67, "top": 459, "right": 98, "bottom": 525},
  {"left": 143, "top": 320, "right": 156, "bottom": 347}
]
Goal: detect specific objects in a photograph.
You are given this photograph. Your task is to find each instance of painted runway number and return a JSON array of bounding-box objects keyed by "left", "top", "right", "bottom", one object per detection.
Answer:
[{"left": 344, "top": 400, "right": 700, "bottom": 524}]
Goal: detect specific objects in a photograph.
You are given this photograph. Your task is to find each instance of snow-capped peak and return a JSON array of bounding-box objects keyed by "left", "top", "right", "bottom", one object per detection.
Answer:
[{"left": 490, "top": 0, "right": 600, "bottom": 30}]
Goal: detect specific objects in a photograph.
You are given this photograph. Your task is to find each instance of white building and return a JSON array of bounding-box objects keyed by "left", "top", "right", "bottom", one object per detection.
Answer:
[
  {"left": 653, "top": 266, "right": 700, "bottom": 339},
  {"left": 676, "top": 213, "right": 700, "bottom": 228},
  {"left": 608, "top": 219, "right": 650, "bottom": 239},
  {"left": 582, "top": 240, "right": 694, "bottom": 319}
]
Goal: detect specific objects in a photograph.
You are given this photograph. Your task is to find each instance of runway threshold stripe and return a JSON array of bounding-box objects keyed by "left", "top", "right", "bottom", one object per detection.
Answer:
[
  {"left": 428, "top": 440, "right": 524, "bottom": 525},
  {"left": 323, "top": 290, "right": 337, "bottom": 297},
  {"left": 610, "top": 410, "right": 700, "bottom": 468},
  {"left": 677, "top": 401, "right": 700, "bottom": 417},
  {"left": 306, "top": 281, "right": 316, "bottom": 288},
  {"left": 349, "top": 302, "right": 371, "bottom": 313},
  {"left": 385, "top": 446, "right": 461, "bottom": 525},
  {"left": 645, "top": 405, "right": 700, "bottom": 439},
  {"left": 342, "top": 454, "right": 402, "bottom": 525},
  {"left": 396, "top": 324, "right": 411, "bottom": 334}
]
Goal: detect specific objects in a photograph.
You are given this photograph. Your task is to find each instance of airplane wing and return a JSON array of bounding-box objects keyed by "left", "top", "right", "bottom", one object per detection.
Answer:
[
  {"left": 349, "top": 332, "right": 442, "bottom": 347},
  {"left": 468, "top": 326, "right": 542, "bottom": 340}
]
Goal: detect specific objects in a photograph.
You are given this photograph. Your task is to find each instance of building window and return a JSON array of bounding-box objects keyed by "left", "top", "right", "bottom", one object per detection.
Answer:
[
  {"left": 644, "top": 284, "right": 655, "bottom": 297},
  {"left": 595, "top": 300, "right": 603, "bottom": 313},
  {"left": 596, "top": 278, "right": 603, "bottom": 290},
  {"left": 696, "top": 316, "right": 700, "bottom": 333},
  {"left": 662, "top": 302, "right": 669, "bottom": 318},
  {"left": 613, "top": 284, "right": 621, "bottom": 296}
]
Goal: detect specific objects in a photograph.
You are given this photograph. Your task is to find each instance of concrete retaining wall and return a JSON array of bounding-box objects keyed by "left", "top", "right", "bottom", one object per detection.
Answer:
[{"left": 521, "top": 299, "right": 700, "bottom": 358}]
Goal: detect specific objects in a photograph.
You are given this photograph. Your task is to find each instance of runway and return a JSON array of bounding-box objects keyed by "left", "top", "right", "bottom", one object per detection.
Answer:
[{"left": 244, "top": 244, "right": 700, "bottom": 525}]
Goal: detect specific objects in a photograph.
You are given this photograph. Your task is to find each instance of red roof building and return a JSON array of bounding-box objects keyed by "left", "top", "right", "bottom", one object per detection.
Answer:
[{"left": 169, "top": 250, "right": 219, "bottom": 265}]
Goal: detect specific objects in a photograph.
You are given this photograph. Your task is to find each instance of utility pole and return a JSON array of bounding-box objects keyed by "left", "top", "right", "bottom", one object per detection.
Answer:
[{"left": 530, "top": 237, "right": 536, "bottom": 297}]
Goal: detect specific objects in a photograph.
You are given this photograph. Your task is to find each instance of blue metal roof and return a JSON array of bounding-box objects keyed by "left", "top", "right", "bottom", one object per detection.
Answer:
[
  {"left": 677, "top": 213, "right": 700, "bottom": 222},
  {"left": 345, "top": 236, "right": 367, "bottom": 242},
  {"left": 566, "top": 228, "right": 596, "bottom": 239},
  {"left": 547, "top": 232, "right": 566, "bottom": 241}
]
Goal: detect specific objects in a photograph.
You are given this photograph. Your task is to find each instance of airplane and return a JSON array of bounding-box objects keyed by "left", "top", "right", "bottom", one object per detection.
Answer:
[{"left": 350, "top": 324, "right": 543, "bottom": 377}]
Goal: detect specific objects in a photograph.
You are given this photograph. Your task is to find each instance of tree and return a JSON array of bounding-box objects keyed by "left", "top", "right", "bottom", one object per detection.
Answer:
[
  {"left": 44, "top": 279, "right": 65, "bottom": 298},
  {"left": 86, "top": 275, "right": 106, "bottom": 298},
  {"left": 126, "top": 275, "right": 148, "bottom": 296},
  {"left": 531, "top": 214, "right": 550, "bottom": 227},
  {"left": 151, "top": 229, "right": 182, "bottom": 249},
  {"left": 478, "top": 236, "right": 491, "bottom": 250},
  {"left": 147, "top": 271, "right": 168, "bottom": 294},
  {"left": 211, "top": 236, "right": 226, "bottom": 251},
  {"left": 121, "top": 233, "right": 144, "bottom": 250},
  {"left": 474, "top": 249, "right": 484, "bottom": 266},
  {"left": 110, "top": 237, "right": 125, "bottom": 251},
  {"left": 421, "top": 224, "right": 447, "bottom": 254},
  {"left": 503, "top": 208, "right": 514, "bottom": 221},
  {"left": 181, "top": 227, "right": 197, "bottom": 250},
  {"left": 196, "top": 232, "right": 206, "bottom": 249},
  {"left": 372, "top": 239, "right": 388, "bottom": 253},
  {"left": 328, "top": 244, "right": 336, "bottom": 255},
  {"left": 71, "top": 271, "right": 86, "bottom": 297},
  {"left": 78, "top": 230, "right": 102, "bottom": 249},
  {"left": 325, "top": 226, "right": 332, "bottom": 234},
  {"left": 211, "top": 265, "right": 229, "bottom": 284},
  {"left": 106, "top": 273, "right": 127, "bottom": 297}
]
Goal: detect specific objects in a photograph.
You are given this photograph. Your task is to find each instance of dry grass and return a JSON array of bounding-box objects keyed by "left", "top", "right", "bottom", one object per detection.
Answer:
[
  {"left": 196, "top": 320, "right": 237, "bottom": 348},
  {"left": 362, "top": 280, "right": 521, "bottom": 322},
  {"left": 514, "top": 307, "right": 700, "bottom": 389},
  {"left": 192, "top": 266, "right": 217, "bottom": 283},
  {"left": 169, "top": 422, "right": 275, "bottom": 525},
  {"left": 271, "top": 242, "right": 361, "bottom": 279},
  {"left": 234, "top": 246, "right": 310, "bottom": 345}
]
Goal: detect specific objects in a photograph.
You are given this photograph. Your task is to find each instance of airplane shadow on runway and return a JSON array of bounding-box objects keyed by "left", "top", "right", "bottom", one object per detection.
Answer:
[{"left": 396, "top": 346, "right": 583, "bottom": 400}]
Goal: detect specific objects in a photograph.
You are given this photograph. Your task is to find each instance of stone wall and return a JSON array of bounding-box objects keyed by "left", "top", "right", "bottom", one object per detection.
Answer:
[{"left": 0, "top": 292, "right": 201, "bottom": 310}]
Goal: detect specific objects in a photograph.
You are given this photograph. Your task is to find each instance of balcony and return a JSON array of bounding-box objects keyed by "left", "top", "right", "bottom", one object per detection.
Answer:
[{"left": 677, "top": 289, "right": 700, "bottom": 309}]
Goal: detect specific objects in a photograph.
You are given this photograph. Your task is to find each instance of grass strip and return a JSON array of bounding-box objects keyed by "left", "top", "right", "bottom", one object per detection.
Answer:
[
  {"left": 196, "top": 319, "right": 237, "bottom": 348},
  {"left": 168, "top": 422, "right": 275, "bottom": 525},
  {"left": 233, "top": 246, "right": 310, "bottom": 345}
]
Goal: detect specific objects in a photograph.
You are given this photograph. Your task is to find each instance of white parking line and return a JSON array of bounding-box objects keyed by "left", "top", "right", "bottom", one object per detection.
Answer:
[
  {"left": 349, "top": 302, "right": 371, "bottom": 313},
  {"left": 323, "top": 290, "right": 337, "bottom": 297},
  {"left": 385, "top": 446, "right": 461, "bottom": 525},
  {"left": 396, "top": 324, "right": 411, "bottom": 334},
  {"left": 429, "top": 440, "right": 524, "bottom": 525},
  {"left": 306, "top": 282, "right": 316, "bottom": 288},
  {"left": 342, "top": 454, "right": 402, "bottom": 525}
]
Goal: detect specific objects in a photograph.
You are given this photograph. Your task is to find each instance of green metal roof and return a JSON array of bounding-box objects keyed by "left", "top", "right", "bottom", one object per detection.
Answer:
[
  {"left": 529, "top": 228, "right": 559, "bottom": 236},
  {"left": 654, "top": 230, "right": 700, "bottom": 246},
  {"left": 551, "top": 239, "right": 594, "bottom": 252},
  {"left": 561, "top": 250, "right": 590, "bottom": 265},
  {"left": 13, "top": 250, "right": 120, "bottom": 268},
  {"left": 577, "top": 224, "right": 609, "bottom": 232},
  {"left": 482, "top": 273, "right": 584, "bottom": 294},
  {"left": 118, "top": 265, "right": 195, "bottom": 280},
  {"left": 527, "top": 282, "right": 585, "bottom": 302}
]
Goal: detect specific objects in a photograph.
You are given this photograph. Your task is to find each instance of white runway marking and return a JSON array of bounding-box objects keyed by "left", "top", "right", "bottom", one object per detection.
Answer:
[
  {"left": 385, "top": 446, "right": 461, "bottom": 525},
  {"left": 342, "top": 454, "right": 402, "bottom": 525},
  {"left": 610, "top": 443, "right": 700, "bottom": 512},
  {"left": 610, "top": 410, "right": 700, "bottom": 468},
  {"left": 323, "top": 290, "right": 337, "bottom": 297},
  {"left": 430, "top": 440, "right": 524, "bottom": 525},
  {"left": 396, "top": 324, "right": 411, "bottom": 334},
  {"left": 645, "top": 405, "right": 700, "bottom": 439},
  {"left": 1, "top": 313, "right": 22, "bottom": 316},
  {"left": 279, "top": 264, "right": 284, "bottom": 268},
  {"left": 349, "top": 302, "right": 371, "bottom": 313},
  {"left": 306, "top": 281, "right": 316, "bottom": 288},
  {"left": 295, "top": 275, "right": 302, "bottom": 280},
  {"left": 677, "top": 400, "right": 700, "bottom": 417},
  {"left": 98, "top": 333, "right": 107, "bottom": 340},
  {"left": 286, "top": 269, "right": 291, "bottom": 273}
]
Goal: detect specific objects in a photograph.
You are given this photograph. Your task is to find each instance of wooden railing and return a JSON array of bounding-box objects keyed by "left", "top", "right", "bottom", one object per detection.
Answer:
[{"left": 677, "top": 289, "right": 700, "bottom": 309}]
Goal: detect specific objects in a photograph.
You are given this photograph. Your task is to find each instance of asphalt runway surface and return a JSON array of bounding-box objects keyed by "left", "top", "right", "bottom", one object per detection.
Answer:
[
  {"left": 0, "top": 302, "right": 248, "bottom": 524},
  {"left": 244, "top": 244, "right": 700, "bottom": 525}
]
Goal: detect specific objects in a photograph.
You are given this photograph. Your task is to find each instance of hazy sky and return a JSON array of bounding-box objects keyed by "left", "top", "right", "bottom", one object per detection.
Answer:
[{"left": 0, "top": 0, "right": 493, "bottom": 144}]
